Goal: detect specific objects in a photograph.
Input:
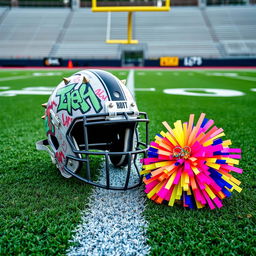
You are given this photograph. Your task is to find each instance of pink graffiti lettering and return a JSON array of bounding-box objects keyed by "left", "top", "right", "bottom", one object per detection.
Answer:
[
  {"left": 46, "top": 100, "right": 57, "bottom": 136},
  {"left": 51, "top": 100, "right": 57, "bottom": 107},
  {"left": 61, "top": 141, "right": 68, "bottom": 153},
  {"left": 62, "top": 113, "right": 73, "bottom": 127},
  {"left": 56, "top": 151, "right": 65, "bottom": 163},
  {"left": 95, "top": 89, "right": 108, "bottom": 101}
]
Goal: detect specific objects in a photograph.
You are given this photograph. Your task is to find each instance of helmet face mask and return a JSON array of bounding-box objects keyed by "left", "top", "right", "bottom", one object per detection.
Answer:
[{"left": 36, "top": 69, "right": 149, "bottom": 190}]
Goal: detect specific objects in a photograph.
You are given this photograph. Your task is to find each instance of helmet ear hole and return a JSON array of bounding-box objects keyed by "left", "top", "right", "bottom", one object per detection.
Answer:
[
  {"left": 49, "top": 135, "right": 59, "bottom": 150},
  {"left": 109, "top": 128, "right": 134, "bottom": 167}
]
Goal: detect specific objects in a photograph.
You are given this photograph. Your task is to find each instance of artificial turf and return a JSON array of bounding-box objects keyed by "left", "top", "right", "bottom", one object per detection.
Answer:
[
  {"left": 0, "top": 69, "right": 107, "bottom": 255},
  {"left": 0, "top": 69, "right": 255, "bottom": 255},
  {"left": 135, "top": 69, "right": 256, "bottom": 255}
]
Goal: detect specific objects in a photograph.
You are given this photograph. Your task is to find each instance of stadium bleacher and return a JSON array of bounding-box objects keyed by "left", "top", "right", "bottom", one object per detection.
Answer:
[
  {"left": 54, "top": 11, "right": 120, "bottom": 59},
  {"left": 0, "top": 8, "right": 69, "bottom": 58},
  {"left": 206, "top": 6, "right": 256, "bottom": 56},
  {"left": 135, "top": 8, "right": 221, "bottom": 58},
  {"left": 0, "top": 5, "right": 255, "bottom": 59}
]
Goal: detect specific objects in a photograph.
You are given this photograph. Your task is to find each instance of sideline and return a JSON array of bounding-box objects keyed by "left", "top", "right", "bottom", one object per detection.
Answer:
[{"left": 0, "top": 66, "right": 256, "bottom": 71}]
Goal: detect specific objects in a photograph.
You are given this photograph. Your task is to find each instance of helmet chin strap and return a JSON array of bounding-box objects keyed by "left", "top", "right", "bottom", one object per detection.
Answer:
[{"left": 36, "top": 139, "right": 56, "bottom": 164}]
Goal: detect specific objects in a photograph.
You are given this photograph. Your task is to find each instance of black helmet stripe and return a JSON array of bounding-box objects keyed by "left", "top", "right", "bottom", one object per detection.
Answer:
[{"left": 90, "top": 70, "right": 126, "bottom": 101}]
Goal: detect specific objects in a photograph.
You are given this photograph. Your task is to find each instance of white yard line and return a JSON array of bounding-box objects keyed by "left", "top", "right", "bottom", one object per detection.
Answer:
[
  {"left": 231, "top": 75, "right": 256, "bottom": 82},
  {"left": 203, "top": 72, "right": 256, "bottom": 82},
  {"left": 127, "top": 69, "right": 135, "bottom": 96},
  {"left": 136, "top": 88, "right": 156, "bottom": 92},
  {"left": 67, "top": 182, "right": 149, "bottom": 256},
  {"left": 0, "top": 75, "right": 31, "bottom": 81},
  {"left": 67, "top": 69, "right": 150, "bottom": 256}
]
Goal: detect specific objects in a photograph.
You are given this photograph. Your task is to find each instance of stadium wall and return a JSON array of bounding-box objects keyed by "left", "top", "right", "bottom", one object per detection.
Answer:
[{"left": 0, "top": 58, "right": 256, "bottom": 68}]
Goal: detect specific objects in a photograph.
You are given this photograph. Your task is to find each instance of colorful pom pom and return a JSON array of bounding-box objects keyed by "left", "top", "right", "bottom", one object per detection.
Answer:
[{"left": 141, "top": 113, "right": 242, "bottom": 209}]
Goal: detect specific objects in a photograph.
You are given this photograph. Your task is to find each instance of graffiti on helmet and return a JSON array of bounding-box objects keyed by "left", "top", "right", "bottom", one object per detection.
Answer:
[
  {"left": 45, "top": 100, "right": 57, "bottom": 136},
  {"left": 56, "top": 82, "right": 103, "bottom": 115}
]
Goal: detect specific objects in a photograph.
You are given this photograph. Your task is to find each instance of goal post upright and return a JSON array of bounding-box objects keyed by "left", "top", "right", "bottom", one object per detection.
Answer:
[
  {"left": 92, "top": 0, "right": 171, "bottom": 12},
  {"left": 91, "top": 0, "right": 171, "bottom": 44}
]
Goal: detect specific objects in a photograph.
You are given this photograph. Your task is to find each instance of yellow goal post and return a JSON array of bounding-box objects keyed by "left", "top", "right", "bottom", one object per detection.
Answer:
[
  {"left": 91, "top": 0, "right": 171, "bottom": 44},
  {"left": 92, "top": 0, "right": 170, "bottom": 12}
]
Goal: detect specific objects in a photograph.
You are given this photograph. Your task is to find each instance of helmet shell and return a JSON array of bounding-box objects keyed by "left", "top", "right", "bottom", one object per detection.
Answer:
[{"left": 44, "top": 69, "right": 139, "bottom": 178}]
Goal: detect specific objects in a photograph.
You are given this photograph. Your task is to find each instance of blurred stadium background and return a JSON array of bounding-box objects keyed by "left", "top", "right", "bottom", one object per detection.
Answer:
[
  {"left": 1, "top": 1, "right": 256, "bottom": 255},
  {"left": 0, "top": 0, "right": 255, "bottom": 68}
]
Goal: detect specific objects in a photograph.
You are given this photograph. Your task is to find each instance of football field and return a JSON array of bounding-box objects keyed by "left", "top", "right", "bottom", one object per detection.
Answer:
[{"left": 0, "top": 68, "right": 256, "bottom": 255}]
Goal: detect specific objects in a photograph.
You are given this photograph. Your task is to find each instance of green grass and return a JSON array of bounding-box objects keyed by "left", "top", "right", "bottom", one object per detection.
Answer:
[
  {"left": 135, "top": 70, "right": 256, "bottom": 255},
  {"left": 0, "top": 69, "right": 256, "bottom": 255},
  {"left": 0, "top": 70, "right": 105, "bottom": 255}
]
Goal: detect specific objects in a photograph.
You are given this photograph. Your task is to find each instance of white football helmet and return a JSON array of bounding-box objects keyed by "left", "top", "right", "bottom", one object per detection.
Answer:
[{"left": 36, "top": 69, "right": 149, "bottom": 190}]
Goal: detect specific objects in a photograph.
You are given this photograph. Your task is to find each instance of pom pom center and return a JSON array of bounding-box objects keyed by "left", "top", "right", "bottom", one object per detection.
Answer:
[{"left": 173, "top": 146, "right": 191, "bottom": 159}]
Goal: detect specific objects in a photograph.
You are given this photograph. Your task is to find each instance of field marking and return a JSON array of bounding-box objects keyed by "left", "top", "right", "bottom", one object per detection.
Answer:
[
  {"left": 251, "top": 88, "right": 256, "bottom": 92},
  {"left": 128, "top": 70, "right": 156, "bottom": 92},
  {"left": 233, "top": 76, "right": 256, "bottom": 82},
  {"left": 118, "top": 71, "right": 127, "bottom": 76},
  {"left": 67, "top": 69, "right": 150, "bottom": 256},
  {"left": 0, "top": 86, "right": 246, "bottom": 97},
  {"left": 0, "top": 72, "right": 62, "bottom": 82},
  {"left": 67, "top": 181, "right": 149, "bottom": 256},
  {"left": 136, "top": 88, "right": 156, "bottom": 92},
  {"left": 163, "top": 88, "right": 245, "bottom": 97},
  {"left": 0, "top": 87, "right": 54, "bottom": 96},
  {"left": 204, "top": 72, "right": 256, "bottom": 82},
  {"left": 127, "top": 69, "right": 134, "bottom": 96},
  {"left": 0, "top": 90, "right": 52, "bottom": 96},
  {"left": 0, "top": 86, "right": 10, "bottom": 89},
  {"left": 205, "top": 72, "right": 239, "bottom": 77},
  {"left": 0, "top": 75, "right": 31, "bottom": 82},
  {"left": 32, "top": 72, "right": 62, "bottom": 76}
]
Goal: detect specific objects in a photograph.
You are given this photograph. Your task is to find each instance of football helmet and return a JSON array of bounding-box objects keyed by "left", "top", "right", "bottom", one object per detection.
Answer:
[{"left": 36, "top": 69, "right": 149, "bottom": 190}]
